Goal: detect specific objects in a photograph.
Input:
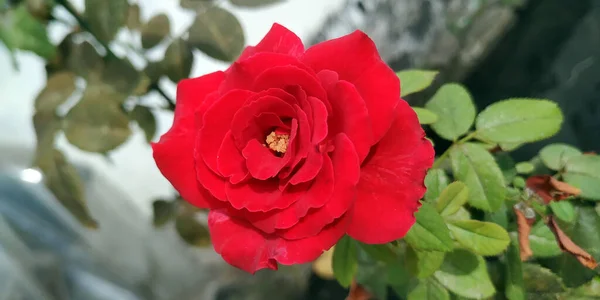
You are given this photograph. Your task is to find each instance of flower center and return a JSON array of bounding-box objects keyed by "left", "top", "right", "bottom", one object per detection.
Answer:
[{"left": 265, "top": 131, "right": 289, "bottom": 154}]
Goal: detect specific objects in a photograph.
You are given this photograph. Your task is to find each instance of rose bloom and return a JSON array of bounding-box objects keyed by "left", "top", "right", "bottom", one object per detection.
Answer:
[{"left": 152, "top": 24, "right": 434, "bottom": 273}]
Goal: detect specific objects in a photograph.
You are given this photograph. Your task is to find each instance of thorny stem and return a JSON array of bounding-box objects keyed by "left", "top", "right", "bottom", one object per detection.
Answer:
[
  {"left": 431, "top": 131, "right": 478, "bottom": 169},
  {"left": 56, "top": 0, "right": 177, "bottom": 110}
]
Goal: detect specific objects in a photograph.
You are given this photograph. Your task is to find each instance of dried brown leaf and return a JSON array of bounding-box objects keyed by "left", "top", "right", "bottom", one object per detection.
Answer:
[
  {"left": 546, "top": 216, "right": 598, "bottom": 270},
  {"left": 526, "top": 175, "right": 580, "bottom": 204},
  {"left": 346, "top": 280, "right": 373, "bottom": 300},
  {"left": 514, "top": 207, "right": 535, "bottom": 261}
]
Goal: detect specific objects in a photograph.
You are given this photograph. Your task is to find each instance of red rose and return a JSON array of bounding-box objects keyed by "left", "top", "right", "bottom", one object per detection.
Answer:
[{"left": 152, "top": 24, "right": 434, "bottom": 273}]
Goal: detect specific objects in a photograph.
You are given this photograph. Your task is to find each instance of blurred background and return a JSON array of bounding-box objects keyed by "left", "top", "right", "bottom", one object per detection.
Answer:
[{"left": 0, "top": 0, "right": 599, "bottom": 299}]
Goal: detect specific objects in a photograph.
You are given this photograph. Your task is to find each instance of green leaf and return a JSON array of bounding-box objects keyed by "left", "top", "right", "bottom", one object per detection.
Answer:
[
  {"left": 496, "top": 152, "right": 518, "bottom": 183},
  {"left": 404, "top": 202, "right": 454, "bottom": 252},
  {"left": 187, "top": 6, "right": 244, "bottom": 62},
  {"left": 528, "top": 221, "right": 562, "bottom": 258},
  {"left": 34, "top": 71, "right": 77, "bottom": 113},
  {"left": 412, "top": 107, "right": 439, "bottom": 124},
  {"left": 64, "top": 85, "right": 131, "bottom": 153},
  {"left": 558, "top": 206, "right": 600, "bottom": 264},
  {"left": 475, "top": 98, "right": 563, "bottom": 144},
  {"left": 387, "top": 255, "right": 413, "bottom": 298},
  {"left": 436, "top": 181, "right": 469, "bottom": 217},
  {"left": 175, "top": 213, "right": 211, "bottom": 247},
  {"left": 406, "top": 245, "right": 445, "bottom": 279},
  {"left": 512, "top": 176, "right": 526, "bottom": 189},
  {"left": 131, "top": 105, "right": 157, "bottom": 143},
  {"left": 539, "top": 143, "right": 582, "bottom": 171},
  {"left": 84, "top": 0, "right": 128, "bottom": 43},
  {"left": 163, "top": 38, "right": 194, "bottom": 83},
  {"left": 332, "top": 235, "right": 358, "bottom": 288},
  {"left": 484, "top": 202, "right": 509, "bottom": 229},
  {"left": 425, "top": 83, "right": 476, "bottom": 141},
  {"left": 550, "top": 201, "right": 576, "bottom": 223},
  {"left": 446, "top": 207, "right": 471, "bottom": 221},
  {"left": 407, "top": 278, "right": 450, "bottom": 300},
  {"left": 434, "top": 249, "right": 496, "bottom": 299},
  {"left": 141, "top": 13, "right": 171, "bottom": 49},
  {"left": 359, "top": 243, "right": 397, "bottom": 263},
  {"left": 450, "top": 143, "right": 506, "bottom": 211},
  {"left": 447, "top": 220, "right": 510, "bottom": 256},
  {"left": 36, "top": 149, "right": 98, "bottom": 228},
  {"left": 126, "top": 3, "right": 141, "bottom": 30},
  {"left": 32, "top": 112, "right": 62, "bottom": 160},
  {"left": 397, "top": 70, "right": 438, "bottom": 97},
  {"left": 229, "top": 0, "right": 282, "bottom": 7},
  {"left": 152, "top": 199, "right": 176, "bottom": 227},
  {"left": 98, "top": 56, "right": 141, "bottom": 96},
  {"left": 0, "top": 5, "right": 56, "bottom": 59},
  {"left": 564, "top": 155, "right": 600, "bottom": 201},
  {"left": 516, "top": 162, "right": 535, "bottom": 174},
  {"left": 506, "top": 235, "right": 526, "bottom": 300},
  {"left": 522, "top": 263, "right": 565, "bottom": 295},
  {"left": 424, "top": 169, "right": 450, "bottom": 203},
  {"left": 61, "top": 39, "right": 104, "bottom": 79},
  {"left": 356, "top": 260, "right": 388, "bottom": 300}
]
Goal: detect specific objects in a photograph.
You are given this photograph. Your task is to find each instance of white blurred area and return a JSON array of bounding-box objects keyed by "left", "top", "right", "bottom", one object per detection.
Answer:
[{"left": 0, "top": 0, "right": 345, "bottom": 216}]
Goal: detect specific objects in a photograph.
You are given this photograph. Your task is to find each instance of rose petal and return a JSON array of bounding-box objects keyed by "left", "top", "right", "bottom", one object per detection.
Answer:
[
  {"left": 302, "top": 31, "right": 399, "bottom": 142},
  {"left": 347, "top": 101, "right": 435, "bottom": 244},
  {"left": 307, "top": 96, "right": 329, "bottom": 145},
  {"left": 280, "top": 133, "right": 360, "bottom": 240},
  {"left": 220, "top": 53, "right": 309, "bottom": 93},
  {"left": 239, "top": 23, "right": 305, "bottom": 60},
  {"left": 245, "top": 152, "right": 334, "bottom": 232},
  {"left": 252, "top": 65, "right": 327, "bottom": 100},
  {"left": 208, "top": 209, "right": 348, "bottom": 274},
  {"left": 217, "top": 131, "right": 248, "bottom": 184},
  {"left": 198, "top": 90, "right": 256, "bottom": 175},
  {"left": 243, "top": 139, "right": 292, "bottom": 180},
  {"left": 152, "top": 72, "right": 224, "bottom": 208},
  {"left": 324, "top": 80, "right": 373, "bottom": 162}
]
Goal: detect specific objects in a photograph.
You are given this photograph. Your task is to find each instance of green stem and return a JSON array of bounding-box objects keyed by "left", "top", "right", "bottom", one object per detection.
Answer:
[{"left": 431, "top": 131, "right": 478, "bottom": 169}]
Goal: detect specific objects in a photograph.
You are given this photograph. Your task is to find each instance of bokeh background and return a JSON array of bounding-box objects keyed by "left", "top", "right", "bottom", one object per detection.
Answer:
[{"left": 1, "top": 0, "right": 599, "bottom": 299}]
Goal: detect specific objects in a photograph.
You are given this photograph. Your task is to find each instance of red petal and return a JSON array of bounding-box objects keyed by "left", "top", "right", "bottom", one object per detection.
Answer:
[
  {"left": 324, "top": 80, "right": 373, "bottom": 162},
  {"left": 302, "top": 31, "right": 399, "bottom": 142},
  {"left": 152, "top": 72, "right": 224, "bottom": 208},
  {"left": 238, "top": 23, "right": 305, "bottom": 60},
  {"left": 245, "top": 152, "right": 334, "bottom": 232},
  {"left": 220, "top": 53, "right": 309, "bottom": 93},
  {"left": 197, "top": 90, "right": 255, "bottom": 175},
  {"left": 280, "top": 133, "right": 360, "bottom": 240},
  {"left": 243, "top": 138, "right": 292, "bottom": 180},
  {"left": 347, "top": 101, "right": 434, "bottom": 244},
  {"left": 217, "top": 131, "right": 248, "bottom": 184},
  {"left": 252, "top": 65, "right": 327, "bottom": 100},
  {"left": 208, "top": 209, "right": 348, "bottom": 274},
  {"left": 307, "top": 96, "right": 329, "bottom": 144}
]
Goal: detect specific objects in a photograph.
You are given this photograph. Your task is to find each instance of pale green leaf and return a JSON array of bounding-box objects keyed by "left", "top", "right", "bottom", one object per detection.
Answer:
[
  {"left": 0, "top": 5, "right": 56, "bottom": 59},
  {"left": 34, "top": 71, "right": 77, "bottom": 113},
  {"left": 404, "top": 202, "right": 454, "bottom": 252},
  {"left": 516, "top": 162, "right": 535, "bottom": 174},
  {"left": 163, "top": 38, "right": 194, "bottom": 83},
  {"left": 435, "top": 181, "right": 469, "bottom": 217},
  {"left": 475, "top": 98, "right": 563, "bottom": 144},
  {"left": 450, "top": 143, "right": 506, "bottom": 211},
  {"left": 447, "top": 220, "right": 510, "bottom": 256},
  {"left": 424, "top": 169, "right": 450, "bottom": 203},
  {"left": 412, "top": 107, "right": 439, "bottom": 124},
  {"left": 131, "top": 105, "right": 157, "bottom": 143},
  {"left": 64, "top": 85, "right": 131, "bottom": 153},
  {"left": 84, "top": 0, "right": 129, "bottom": 43},
  {"left": 539, "top": 143, "right": 582, "bottom": 171},
  {"left": 529, "top": 221, "right": 562, "bottom": 258},
  {"left": 141, "top": 13, "right": 171, "bottom": 49},
  {"left": 564, "top": 155, "right": 600, "bottom": 201},
  {"left": 397, "top": 70, "right": 438, "bottom": 97},
  {"left": 425, "top": 83, "right": 476, "bottom": 140},
  {"left": 229, "top": 0, "right": 282, "bottom": 7},
  {"left": 550, "top": 201, "right": 576, "bottom": 223},
  {"left": 434, "top": 249, "right": 496, "bottom": 299},
  {"left": 187, "top": 6, "right": 245, "bottom": 62}
]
